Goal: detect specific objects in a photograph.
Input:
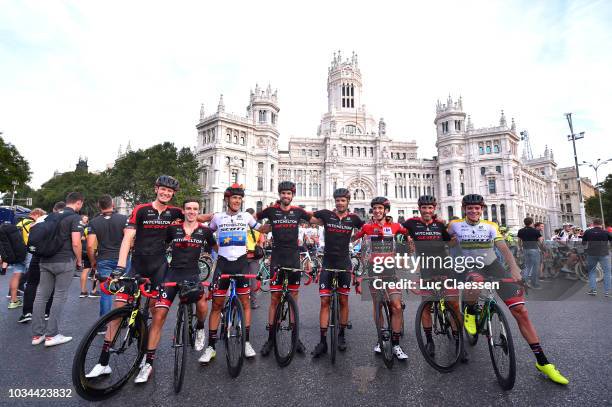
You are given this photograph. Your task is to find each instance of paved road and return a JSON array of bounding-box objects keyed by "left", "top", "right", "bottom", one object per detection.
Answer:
[{"left": 0, "top": 273, "right": 610, "bottom": 406}]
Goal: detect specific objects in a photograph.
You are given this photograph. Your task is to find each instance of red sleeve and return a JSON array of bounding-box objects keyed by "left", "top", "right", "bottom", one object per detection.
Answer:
[
  {"left": 301, "top": 209, "right": 312, "bottom": 221},
  {"left": 395, "top": 223, "right": 408, "bottom": 235},
  {"left": 256, "top": 207, "right": 269, "bottom": 221},
  {"left": 354, "top": 224, "right": 368, "bottom": 240},
  {"left": 127, "top": 204, "right": 146, "bottom": 228}
]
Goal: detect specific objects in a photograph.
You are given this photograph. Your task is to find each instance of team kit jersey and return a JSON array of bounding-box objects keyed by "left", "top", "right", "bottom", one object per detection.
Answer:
[
  {"left": 209, "top": 211, "right": 260, "bottom": 296},
  {"left": 257, "top": 205, "right": 311, "bottom": 291},
  {"left": 314, "top": 209, "right": 364, "bottom": 296},
  {"left": 156, "top": 223, "right": 216, "bottom": 309},
  {"left": 447, "top": 218, "right": 503, "bottom": 266},
  {"left": 403, "top": 217, "right": 450, "bottom": 276},
  {"left": 127, "top": 203, "right": 185, "bottom": 256}
]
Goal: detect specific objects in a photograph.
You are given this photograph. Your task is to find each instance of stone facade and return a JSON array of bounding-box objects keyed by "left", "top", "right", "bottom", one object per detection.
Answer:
[
  {"left": 557, "top": 166, "right": 596, "bottom": 225},
  {"left": 195, "top": 52, "right": 562, "bottom": 233}
]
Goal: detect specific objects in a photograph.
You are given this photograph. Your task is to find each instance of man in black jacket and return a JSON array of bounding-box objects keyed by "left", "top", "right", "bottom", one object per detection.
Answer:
[{"left": 582, "top": 219, "right": 611, "bottom": 296}]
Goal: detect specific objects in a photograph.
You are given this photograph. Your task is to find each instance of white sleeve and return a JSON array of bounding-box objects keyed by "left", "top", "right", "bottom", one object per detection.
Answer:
[
  {"left": 209, "top": 214, "right": 218, "bottom": 232},
  {"left": 246, "top": 213, "right": 260, "bottom": 230}
]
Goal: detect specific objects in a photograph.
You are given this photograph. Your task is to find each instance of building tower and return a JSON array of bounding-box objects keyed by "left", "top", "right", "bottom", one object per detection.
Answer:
[{"left": 435, "top": 95, "right": 467, "bottom": 219}]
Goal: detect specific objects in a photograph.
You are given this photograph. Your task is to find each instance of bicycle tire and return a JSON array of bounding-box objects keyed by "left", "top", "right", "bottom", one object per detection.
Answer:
[
  {"left": 330, "top": 292, "right": 339, "bottom": 364},
  {"left": 273, "top": 294, "right": 299, "bottom": 367},
  {"left": 225, "top": 296, "right": 246, "bottom": 378},
  {"left": 188, "top": 303, "right": 197, "bottom": 348},
  {"left": 487, "top": 303, "right": 516, "bottom": 390},
  {"left": 415, "top": 301, "right": 463, "bottom": 373},
  {"left": 375, "top": 298, "right": 394, "bottom": 369},
  {"left": 173, "top": 303, "right": 188, "bottom": 393},
  {"left": 72, "top": 306, "right": 146, "bottom": 401}
]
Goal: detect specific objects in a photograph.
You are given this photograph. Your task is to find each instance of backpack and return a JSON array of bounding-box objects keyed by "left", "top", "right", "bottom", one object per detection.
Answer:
[
  {"left": 27, "top": 212, "right": 71, "bottom": 258},
  {"left": 0, "top": 224, "right": 28, "bottom": 264},
  {"left": 16, "top": 218, "right": 34, "bottom": 244}
]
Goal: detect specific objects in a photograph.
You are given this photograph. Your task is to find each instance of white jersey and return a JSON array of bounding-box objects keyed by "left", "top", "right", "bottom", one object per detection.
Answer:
[{"left": 209, "top": 211, "right": 260, "bottom": 261}]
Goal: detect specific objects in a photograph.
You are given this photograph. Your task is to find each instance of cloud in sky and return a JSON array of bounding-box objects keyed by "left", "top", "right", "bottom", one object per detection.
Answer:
[{"left": 1, "top": 0, "right": 611, "bottom": 188}]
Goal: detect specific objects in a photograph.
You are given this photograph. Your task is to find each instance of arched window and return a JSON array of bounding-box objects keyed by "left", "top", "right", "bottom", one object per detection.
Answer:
[
  {"left": 353, "top": 189, "right": 365, "bottom": 200},
  {"left": 256, "top": 201, "right": 263, "bottom": 213},
  {"left": 491, "top": 204, "right": 498, "bottom": 223},
  {"left": 500, "top": 204, "right": 506, "bottom": 226},
  {"left": 447, "top": 206, "right": 454, "bottom": 218},
  {"left": 483, "top": 205, "right": 489, "bottom": 220}
]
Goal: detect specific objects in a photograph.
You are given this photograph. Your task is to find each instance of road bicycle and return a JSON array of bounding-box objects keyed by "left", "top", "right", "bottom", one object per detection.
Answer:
[
  {"left": 322, "top": 267, "right": 353, "bottom": 364},
  {"left": 271, "top": 267, "right": 302, "bottom": 367}
]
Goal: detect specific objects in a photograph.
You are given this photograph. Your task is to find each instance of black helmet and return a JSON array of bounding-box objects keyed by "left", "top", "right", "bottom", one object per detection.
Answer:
[
  {"left": 462, "top": 194, "right": 485, "bottom": 207},
  {"left": 278, "top": 181, "right": 296, "bottom": 194},
  {"left": 418, "top": 195, "right": 437, "bottom": 206},
  {"left": 155, "top": 175, "right": 180, "bottom": 191},
  {"left": 224, "top": 183, "right": 245, "bottom": 198},
  {"left": 370, "top": 196, "right": 390, "bottom": 210},
  {"left": 333, "top": 188, "right": 351, "bottom": 200}
]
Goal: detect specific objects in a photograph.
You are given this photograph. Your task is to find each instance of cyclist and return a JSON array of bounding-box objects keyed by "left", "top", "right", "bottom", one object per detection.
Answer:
[
  {"left": 310, "top": 188, "right": 364, "bottom": 357},
  {"left": 449, "top": 194, "right": 568, "bottom": 385},
  {"left": 132, "top": 198, "right": 217, "bottom": 383},
  {"left": 403, "top": 195, "right": 466, "bottom": 362},
  {"left": 199, "top": 184, "right": 266, "bottom": 364},
  {"left": 353, "top": 197, "right": 409, "bottom": 360},
  {"left": 258, "top": 181, "right": 311, "bottom": 356}
]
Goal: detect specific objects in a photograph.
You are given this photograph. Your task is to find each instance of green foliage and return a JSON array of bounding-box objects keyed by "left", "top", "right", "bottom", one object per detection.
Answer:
[
  {"left": 585, "top": 174, "right": 612, "bottom": 225},
  {"left": 33, "top": 170, "right": 108, "bottom": 215},
  {"left": 105, "top": 142, "right": 201, "bottom": 207},
  {"left": 0, "top": 136, "right": 31, "bottom": 193}
]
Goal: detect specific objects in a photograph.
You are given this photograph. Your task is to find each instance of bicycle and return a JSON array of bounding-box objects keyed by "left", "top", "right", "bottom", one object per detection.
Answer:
[
  {"left": 72, "top": 275, "right": 155, "bottom": 401},
  {"left": 271, "top": 267, "right": 302, "bottom": 367},
  {"left": 414, "top": 276, "right": 464, "bottom": 373},
  {"left": 160, "top": 280, "right": 207, "bottom": 393},
  {"left": 255, "top": 252, "right": 272, "bottom": 292},
  {"left": 300, "top": 249, "right": 321, "bottom": 285},
  {"left": 322, "top": 267, "right": 353, "bottom": 364},
  {"left": 460, "top": 276, "right": 520, "bottom": 390},
  {"left": 218, "top": 273, "right": 256, "bottom": 378}
]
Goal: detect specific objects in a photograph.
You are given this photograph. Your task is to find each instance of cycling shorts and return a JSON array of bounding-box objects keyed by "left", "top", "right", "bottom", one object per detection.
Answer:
[
  {"left": 464, "top": 260, "right": 525, "bottom": 309},
  {"left": 156, "top": 271, "right": 202, "bottom": 309},
  {"left": 116, "top": 254, "right": 167, "bottom": 303},
  {"left": 212, "top": 255, "right": 250, "bottom": 297},
  {"left": 270, "top": 249, "right": 301, "bottom": 292},
  {"left": 319, "top": 256, "right": 352, "bottom": 297}
]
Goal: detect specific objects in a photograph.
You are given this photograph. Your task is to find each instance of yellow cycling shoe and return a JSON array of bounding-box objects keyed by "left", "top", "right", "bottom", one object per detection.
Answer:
[
  {"left": 536, "top": 363, "right": 569, "bottom": 385},
  {"left": 463, "top": 311, "right": 477, "bottom": 335}
]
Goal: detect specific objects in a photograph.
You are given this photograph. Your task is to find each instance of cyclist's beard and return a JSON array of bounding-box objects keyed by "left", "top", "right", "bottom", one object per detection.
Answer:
[{"left": 281, "top": 197, "right": 292, "bottom": 207}]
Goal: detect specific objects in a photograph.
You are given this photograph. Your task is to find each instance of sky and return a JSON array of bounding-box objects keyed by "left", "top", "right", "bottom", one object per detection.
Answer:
[{"left": 1, "top": 0, "right": 611, "bottom": 189}]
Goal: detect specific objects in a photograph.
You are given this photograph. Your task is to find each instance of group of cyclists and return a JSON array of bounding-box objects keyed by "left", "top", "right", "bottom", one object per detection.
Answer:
[{"left": 84, "top": 174, "right": 568, "bottom": 387}]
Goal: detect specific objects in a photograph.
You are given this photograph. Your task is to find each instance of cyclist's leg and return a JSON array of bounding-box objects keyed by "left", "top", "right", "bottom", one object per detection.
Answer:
[
  {"left": 145, "top": 285, "right": 174, "bottom": 366},
  {"left": 318, "top": 268, "right": 332, "bottom": 332}
]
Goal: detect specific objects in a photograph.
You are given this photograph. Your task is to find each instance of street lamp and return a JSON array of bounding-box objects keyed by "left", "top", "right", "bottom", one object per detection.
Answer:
[
  {"left": 580, "top": 158, "right": 611, "bottom": 226},
  {"left": 565, "top": 113, "right": 587, "bottom": 229}
]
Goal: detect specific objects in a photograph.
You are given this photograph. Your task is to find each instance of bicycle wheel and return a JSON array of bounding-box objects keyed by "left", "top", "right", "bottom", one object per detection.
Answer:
[
  {"left": 329, "top": 292, "right": 339, "bottom": 364},
  {"left": 375, "top": 298, "right": 394, "bottom": 369},
  {"left": 224, "top": 296, "right": 246, "bottom": 378},
  {"left": 188, "top": 304, "right": 197, "bottom": 348},
  {"left": 273, "top": 294, "right": 299, "bottom": 367},
  {"left": 486, "top": 303, "right": 516, "bottom": 390},
  {"left": 259, "top": 264, "right": 271, "bottom": 292},
  {"left": 173, "top": 304, "right": 189, "bottom": 393},
  {"left": 415, "top": 301, "right": 463, "bottom": 373},
  {"left": 198, "top": 258, "right": 212, "bottom": 282},
  {"left": 72, "top": 306, "right": 146, "bottom": 401}
]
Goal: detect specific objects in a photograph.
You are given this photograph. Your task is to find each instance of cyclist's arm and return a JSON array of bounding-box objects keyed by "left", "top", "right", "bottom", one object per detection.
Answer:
[
  {"left": 72, "top": 231, "right": 82, "bottom": 267},
  {"left": 117, "top": 228, "right": 136, "bottom": 269},
  {"left": 86, "top": 233, "right": 98, "bottom": 269},
  {"left": 495, "top": 240, "right": 522, "bottom": 281},
  {"left": 196, "top": 213, "right": 213, "bottom": 223},
  {"left": 310, "top": 216, "right": 323, "bottom": 225}
]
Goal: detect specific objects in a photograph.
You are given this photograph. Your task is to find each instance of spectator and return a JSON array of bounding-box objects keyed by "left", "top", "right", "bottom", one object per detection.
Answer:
[
  {"left": 79, "top": 215, "right": 98, "bottom": 298},
  {"left": 534, "top": 222, "right": 546, "bottom": 279},
  {"left": 581, "top": 218, "right": 611, "bottom": 296},
  {"left": 245, "top": 208, "right": 265, "bottom": 309},
  {"left": 31, "top": 192, "right": 84, "bottom": 347},
  {"left": 87, "top": 195, "right": 128, "bottom": 317},
  {"left": 518, "top": 217, "right": 543, "bottom": 289}
]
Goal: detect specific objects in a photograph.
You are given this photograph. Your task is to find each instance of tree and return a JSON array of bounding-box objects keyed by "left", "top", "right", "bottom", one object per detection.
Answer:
[
  {"left": 34, "top": 170, "right": 108, "bottom": 216},
  {"left": 0, "top": 136, "right": 31, "bottom": 193},
  {"left": 585, "top": 173, "right": 612, "bottom": 225},
  {"left": 105, "top": 142, "right": 201, "bottom": 207}
]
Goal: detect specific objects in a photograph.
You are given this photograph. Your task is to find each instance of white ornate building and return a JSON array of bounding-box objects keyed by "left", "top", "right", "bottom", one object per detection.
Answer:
[{"left": 195, "top": 51, "right": 561, "bottom": 234}]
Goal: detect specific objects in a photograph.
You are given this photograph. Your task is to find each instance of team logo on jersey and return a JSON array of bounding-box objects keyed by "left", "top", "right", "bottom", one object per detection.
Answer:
[{"left": 383, "top": 227, "right": 392, "bottom": 235}]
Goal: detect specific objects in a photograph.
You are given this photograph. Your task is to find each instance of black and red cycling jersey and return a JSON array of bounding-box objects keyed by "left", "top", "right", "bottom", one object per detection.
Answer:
[
  {"left": 354, "top": 221, "right": 407, "bottom": 261},
  {"left": 166, "top": 223, "right": 216, "bottom": 274},
  {"left": 402, "top": 216, "right": 450, "bottom": 258},
  {"left": 314, "top": 209, "right": 364, "bottom": 265},
  {"left": 126, "top": 203, "right": 184, "bottom": 256},
  {"left": 256, "top": 204, "right": 311, "bottom": 251}
]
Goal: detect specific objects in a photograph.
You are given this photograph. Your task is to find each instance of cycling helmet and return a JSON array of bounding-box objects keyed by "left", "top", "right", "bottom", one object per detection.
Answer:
[
  {"left": 224, "top": 183, "right": 245, "bottom": 198},
  {"left": 462, "top": 194, "right": 485, "bottom": 207},
  {"left": 333, "top": 188, "right": 351, "bottom": 200},
  {"left": 278, "top": 181, "right": 296, "bottom": 194},
  {"left": 370, "top": 196, "right": 391, "bottom": 210},
  {"left": 417, "top": 195, "right": 437, "bottom": 206},
  {"left": 155, "top": 175, "right": 180, "bottom": 191}
]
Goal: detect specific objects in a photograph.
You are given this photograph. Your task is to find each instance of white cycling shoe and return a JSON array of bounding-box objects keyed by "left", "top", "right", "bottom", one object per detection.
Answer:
[
  {"left": 134, "top": 363, "right": 153, "bottom": 383},
  {"left": 393, "top": 345, "right": 408, "bottom": 360},
  {"left": 199, "top": 346, "right": 216, "bottom": 364},
  {"left": 194, "top": 329, "right": 206, "bottom": 352},
  {"left": 86, "top": 364, "right": 112, "bottom": 378},
  {"left": 245, "top": 341, "right": 256, "bottom": 358},
  {"left": 374, "top": 343, "right": 382, "bottom": 354}
]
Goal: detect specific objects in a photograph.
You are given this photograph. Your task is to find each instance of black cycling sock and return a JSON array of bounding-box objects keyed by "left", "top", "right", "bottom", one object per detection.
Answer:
[
  {"left": 246, "top": 326, "right": 250, "bottom": 341},
  {"left": 267, "top": 324, "right": 273, "bottom": 341},
  {"left": 392, "top": 332, "right": 401, "bottom": 346},
  {"left": 424, "top": 327, "right": 433, "bottom": 342},
  {"left": 320, "top": 328, "right": 327, "bottom": 343},
  {"left": 339, "top": 324, "right": 347, "bottom": 337},
  {"left": 99, "top": 340, "right": 111, "bottom": 366},
  {"left": 530, "top": 342, "right": 549, "bottom": 365},
  {"left": 465, "top": 304, "right": 477, "bottom": 314},
  {"left": 146, "top": 349, "right": 156, "bottom": 366},
  {"left": 209, "top": 329, "right": 217, "bottom": 349},
  {"left": 196, "top": 319, "right": 205, "bottom": 330}
]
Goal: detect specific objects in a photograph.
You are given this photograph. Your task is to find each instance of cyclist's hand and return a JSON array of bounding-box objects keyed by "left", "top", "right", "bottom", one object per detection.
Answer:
[
  {"left": 509, "top": 265, "right": 522, "bottom": 282},
  {"left": 111, "top": 266, "right": 126, "bottom": 279}
]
